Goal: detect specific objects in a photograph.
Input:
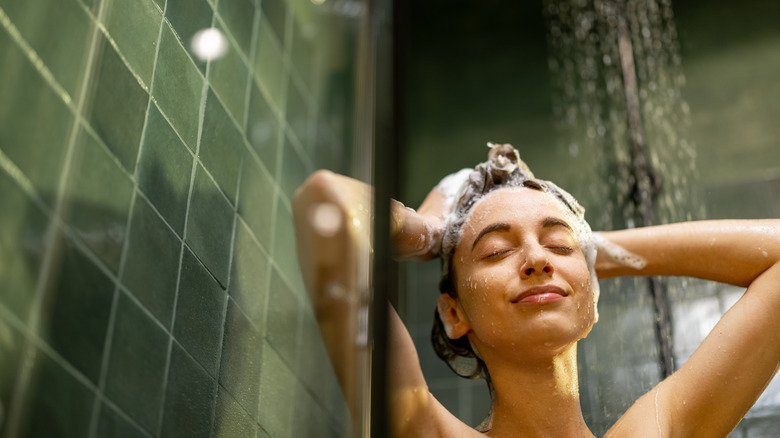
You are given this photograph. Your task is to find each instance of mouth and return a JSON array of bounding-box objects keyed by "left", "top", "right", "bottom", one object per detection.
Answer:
[{"left": 511, "top": 285, "right": 569, "bottom": 304}]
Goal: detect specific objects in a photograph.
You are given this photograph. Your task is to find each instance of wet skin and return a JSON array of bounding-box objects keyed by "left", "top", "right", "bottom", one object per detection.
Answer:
[{"left": 442, "top": 188, "right": 597, "bottom": 362}]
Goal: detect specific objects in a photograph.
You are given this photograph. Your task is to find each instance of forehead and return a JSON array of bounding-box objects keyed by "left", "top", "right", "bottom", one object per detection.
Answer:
[{"left": 462, "top": 187, "right": 572, "bottom": 235}]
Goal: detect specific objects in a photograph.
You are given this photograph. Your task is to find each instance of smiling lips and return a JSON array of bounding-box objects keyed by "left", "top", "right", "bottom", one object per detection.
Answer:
[{"left": 511, "top": 285, "right": 569, "bottom": 304}]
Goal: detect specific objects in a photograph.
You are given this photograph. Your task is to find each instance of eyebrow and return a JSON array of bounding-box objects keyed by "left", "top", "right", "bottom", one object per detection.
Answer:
[
  {"left": 471, "top": 222, "right": 511, "bottom": 251},
  {"left": 470, "top": 217, "right": 574, "bottom": 251}
]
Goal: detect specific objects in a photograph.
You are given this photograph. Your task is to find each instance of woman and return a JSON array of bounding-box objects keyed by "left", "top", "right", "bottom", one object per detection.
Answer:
[{"left": 293, "top": 143, "right": 780, "bottom": 437}]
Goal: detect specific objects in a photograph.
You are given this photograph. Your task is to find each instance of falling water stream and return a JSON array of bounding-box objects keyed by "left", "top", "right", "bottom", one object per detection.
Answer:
[{"left": 543, "top": 0, "right": 705, "bottom": 431}]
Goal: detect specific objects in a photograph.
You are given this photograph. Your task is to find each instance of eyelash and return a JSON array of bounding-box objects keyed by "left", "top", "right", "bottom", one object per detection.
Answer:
[{"left": 482, "top": 246, "right": 573, "bottom": 260}]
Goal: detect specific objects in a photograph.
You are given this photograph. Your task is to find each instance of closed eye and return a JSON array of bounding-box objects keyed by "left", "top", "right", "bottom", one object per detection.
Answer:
[
  {"left": 548, "top": 246, "right": 574, "bottom": 255},
  {"left": 483, "top": 249, "right": 512, "bottom": 260}
]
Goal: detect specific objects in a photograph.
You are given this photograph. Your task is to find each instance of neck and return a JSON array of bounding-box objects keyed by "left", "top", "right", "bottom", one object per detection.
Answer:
[{"left": 484, "top": 343, "right": 593, "bottom": 438}]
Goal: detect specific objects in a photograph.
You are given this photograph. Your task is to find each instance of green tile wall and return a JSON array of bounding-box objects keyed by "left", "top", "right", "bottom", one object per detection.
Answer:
[{"left": 0, "top": 0, "right": 359, "bottom": 436}]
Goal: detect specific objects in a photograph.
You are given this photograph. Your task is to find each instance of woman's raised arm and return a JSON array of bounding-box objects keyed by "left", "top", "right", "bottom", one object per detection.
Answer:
[
  {"left": 292, "top": 170, "right": 462, "bottom": 438},
  {"left": 598, "top": 220, "right": 780, "bottom": 437}
]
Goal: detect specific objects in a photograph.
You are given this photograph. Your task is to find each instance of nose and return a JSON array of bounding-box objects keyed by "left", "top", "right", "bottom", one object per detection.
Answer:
[{"left": 520, "top": 244, "right": 553, "bottom": 279}]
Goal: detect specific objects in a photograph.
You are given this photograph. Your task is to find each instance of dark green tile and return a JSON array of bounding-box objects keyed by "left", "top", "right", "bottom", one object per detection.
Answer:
[
  {"left": 270, "top": 202, "right": 301, "bottom": 296},
  {"left": 65, "top": 127, "right": 134, "bottom": 273},
  {"left": 1, "top": 0, "right": 93, "bottom": 96},
  {"left": 185, "top": 165, "right": 235, "bottom": 287},
  {"left": 259, "top": 0, "right": 287, "bottom": 45},
  {"left": 0, "top": 169, "right": 49, "bottom": 321},
  {"left": 43, "top": 240, "right": 113, "bottom": 384},
  {"left": 257, "top": 342, "right": 295, "bottom": 438},
  {"left": 213, "top": 385, "right": 258, "bottom": 438},
  {"left": 296, "top": 312, "right": 345, "bottom": 423},
  {"left": 209, "top": 22, "right": 250, "bottom": 125},
  {"left": 219, "top": 298, "right": 261, "bottom": 416},
  {"left": 165, "top": 0, "right": 214, "bottom": 73},
  {"left": 200, "top": 89, "right": 244, "bottom": 204},
  {"left": 104, "top": 0, "right": 163, "bottom": 86},
  {"left": 96, "top": 403, "right": 148, "bottom": 438},
  {"left": 161, "top": 342, "right": 217, "bottom": 437},
  {"left": 87, "top": 35, "right": 149, "bottom": 173},
  {"left": 229, "top": 220, "right": 269, "bottom": 328},
  {"left": 121, "top": 194, "right": 181, "bottom": 327},
  {"left": 279, "top": 136, "right": 312, "bottom": 199},
  {"left": 265, "top": 269, "right": 299, "bottom": 367},
  {"left": 254, "top": 17, "right": 285, "bottom": 109},
  {"left": 20, "top": 351, "right": 94, "bottom": 438},
  {"left": 237, "top": 155, "right": 274, "bottom": 250},
  {"left": 218, "top": 0, "right": 256, "bottom": 56},
  {"left": 138, "top": 103, "right": 194, "bottom": 236},
  {"left": 173, "top": 248, "right": 226, "bottom": 377},
  {"left": 153, "top": 23, "right": 204, "bottom": 150},
  {"left": 0, "top": 28, "right": 73, "bottom": 206},
  {"left": 0, "top": 317, "right": 24, "bottom": 426},
  {"left": 293, "top": 384, "right": 339, "bottom": 438},
  {"left": 105, "top": 293, "right": 168, "bottom": 434},
  {"left": 246, "top": 83, "right": 280, "bottom": 175},
  {"left": 291, "top": 17, "right": 316, "bottom": 91},
  {"left": 286, "top": 78, "right": 311, "bottom": 147}
]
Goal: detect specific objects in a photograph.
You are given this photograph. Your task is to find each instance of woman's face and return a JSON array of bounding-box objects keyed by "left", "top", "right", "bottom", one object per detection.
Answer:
[{"left": 449, "top": 187, "right": 596, "bottom": 358}]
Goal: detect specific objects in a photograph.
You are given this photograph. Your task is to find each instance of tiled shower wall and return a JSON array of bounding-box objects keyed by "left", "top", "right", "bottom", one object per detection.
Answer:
[{"left": 0, "top": 0, "right": 359, "bottom": 436}]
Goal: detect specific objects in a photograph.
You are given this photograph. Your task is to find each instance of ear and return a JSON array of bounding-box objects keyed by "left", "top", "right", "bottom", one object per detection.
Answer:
[{"left": 437, "top": 294, "right": 470, "bottom": 339}]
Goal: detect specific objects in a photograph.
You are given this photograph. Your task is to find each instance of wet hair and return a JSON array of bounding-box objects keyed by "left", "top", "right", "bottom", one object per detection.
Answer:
[{"left": 430, "top": 143, "right": 594, "bottom": 430}]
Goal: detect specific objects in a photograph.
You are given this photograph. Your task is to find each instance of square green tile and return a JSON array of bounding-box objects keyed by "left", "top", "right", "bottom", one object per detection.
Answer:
[
  {"left": 0, "top": 28, "right": 74, "bottom": 206},
  {"left": 265, "top": 268, "right": 299, "bottom": 368},
  {"left": 121, "top": 193, "right": 181, "bottom": 327},
  {"left": 104, "top": 0, "right": 163, "bottom": 87},
  {"left": 43, "top": 239, "right": 114, "bottom": 384},
  {"left": 295, "top": 311, "right": 346, "bottom": 423},
  {"left": 259, "top": 0, "right": 287, "bottom": 45},
  {"left": 257, "top": 341, "right": 295, "bottom": 438},
  {"left": 200, "top": 89, "right": 245, "bottom": 204},
  {"left": 87, "top": 35, "right": 149, "bottom": 173},
  {"left": 246, "top": 82, "right": 280, "bottom": 175},
  {"left": 0, "top": 169, "right": 49, "bottom": 321},
  {"left": 219, "top": 298, "right": 262, "bottom": 416},
  {"left": 96, "top": 403, "right": 148, "bottom": 438},
  {"left": 153, "top": 23, "right": 204, "bottom": 150},
  {"left": 104, "top": 292, "right": 169, "bottom": 434},
  {"left": 185, "top": 165, "right": 235, "bottom": 287},
  {"left": 173, "top": 247, "right": 226, "bottom": 377},
  {"left": 291, "top": 17, "right": 316, "bottom": 90},
  {"left": 253, "top": 17, "right": 285, "bottom": 110},
  {"left": 270, "top": 201, "right": 301, "bottom": 288},
  {"left": 285, "top": 80, "right": 312, "bottom": 151},
  {"left": 165, "top": 0, "right": 214, "bottom": 73},
  {"left": 229, "top": 219, "right": 269, "bottom": 329},
  {"left": 160, "top": 342, "right": 217, "bottom": 437},
  {"left": 137, "top": 103, "right": 194, "bottom": 236},
  {"left": 21, "top": 351, "right": 95, "bottom": 437},
  {"left": 1, "top": 0, "right": 93, "bottom": 96},
  {"left": 237, "top": 155, "right": 274, "bottom": 250},
  {"left": 209, "top": 22, "right": 250, "bottom": 125},
  {"left": 0, "top": 317, "right": 24, "bottom": 418},
  {"left": 65, "top": 126, "right": 134, "bottom": 273},
  {"left": 293, "top": 384, "right": 344, "bottom": 438},
  {"left": 278, "top": 136, "right": 311, "bottom": 200},
  {"left": 217, "top": 0, "right": 256, "bottom": 57},
  {"left": 213, "top": 385, "right": 258, "bottom": 438}
]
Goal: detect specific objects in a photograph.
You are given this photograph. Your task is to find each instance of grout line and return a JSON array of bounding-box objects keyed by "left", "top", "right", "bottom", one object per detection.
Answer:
[
  {"left": 4, "top": 0, "right": 113, "bottom": 433},
  {"left": 154, "top": 0, "right": 216, "bottom": 431},
  {"left": 0, "top": 7, "right": 73, "bottom": 106},
  {"left": 87, "top": 0, "right": 170, "bottom": 433}
]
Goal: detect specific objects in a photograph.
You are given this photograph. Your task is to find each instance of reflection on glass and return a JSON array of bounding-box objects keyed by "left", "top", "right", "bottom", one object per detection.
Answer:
[{"left": 190, "top": 28, "right": 228, "bottom": 62}]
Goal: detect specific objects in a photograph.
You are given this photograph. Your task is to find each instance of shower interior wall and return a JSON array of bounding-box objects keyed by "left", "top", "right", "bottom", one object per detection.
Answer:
[
  {"left": 0, "top": 0, "right": 359, "bottom": 436},
  {"left": 398, "top": 0, "right": 780, "bottom": 435}
]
